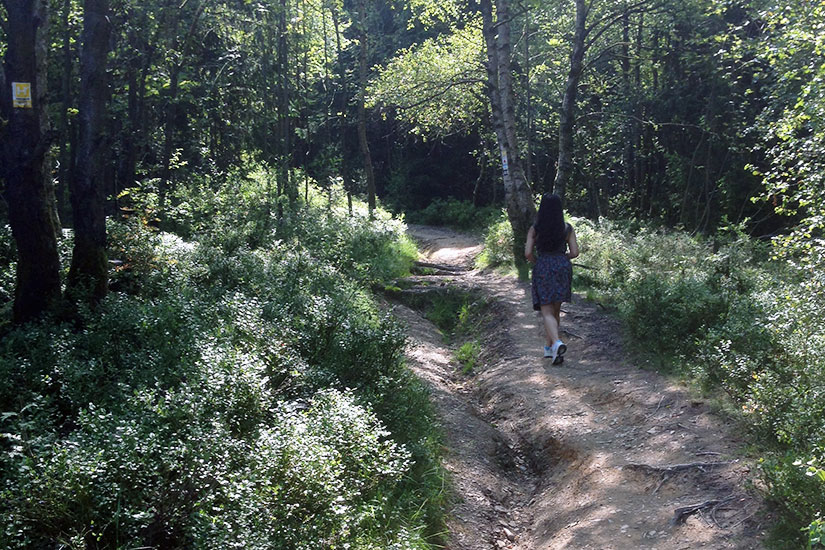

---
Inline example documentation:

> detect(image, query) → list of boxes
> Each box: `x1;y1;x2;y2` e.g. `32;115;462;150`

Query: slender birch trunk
481;0;536;278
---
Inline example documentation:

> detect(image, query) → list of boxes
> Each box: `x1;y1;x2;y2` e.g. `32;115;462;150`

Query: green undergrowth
399;288;488;340
391;286;489;375
474;213;514;272
0;170;445;549
571;217;824;549
405;198;501;232
455;341;481;374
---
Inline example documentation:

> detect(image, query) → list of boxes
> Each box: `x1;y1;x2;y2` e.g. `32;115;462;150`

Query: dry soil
391;224;768;550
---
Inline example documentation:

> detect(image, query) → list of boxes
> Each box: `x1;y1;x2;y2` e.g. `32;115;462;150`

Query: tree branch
0;65;6;120
491;4;529;31
579;111;719;137
385;78;486;111
584;1;665;49
581;40;630;72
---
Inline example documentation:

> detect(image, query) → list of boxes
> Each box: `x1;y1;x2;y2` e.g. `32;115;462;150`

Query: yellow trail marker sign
12;82;33;109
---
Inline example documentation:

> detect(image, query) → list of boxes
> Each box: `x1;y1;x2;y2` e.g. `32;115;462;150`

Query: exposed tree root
624;461;734;475
413;260;470;273
671;496;736;526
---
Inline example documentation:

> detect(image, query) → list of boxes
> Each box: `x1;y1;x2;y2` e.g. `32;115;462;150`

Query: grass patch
456;340;481;374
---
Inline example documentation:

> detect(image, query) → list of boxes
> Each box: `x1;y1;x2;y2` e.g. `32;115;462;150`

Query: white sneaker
553;340;567;357
544;346;553;359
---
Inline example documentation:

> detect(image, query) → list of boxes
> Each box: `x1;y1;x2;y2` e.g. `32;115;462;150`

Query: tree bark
57;0;74;223
621;7;635;192
66;0;111;305
159;2;204;204
0;0;62;323
523;15;533;189
481;0;536;279
277;0;294;211
330;3;354;216
356;0;376;218
554;0;587;203
633;11;644;206
117;18;150;198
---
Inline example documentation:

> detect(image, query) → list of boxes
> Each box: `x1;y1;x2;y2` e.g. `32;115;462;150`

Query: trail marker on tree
12;82;32;108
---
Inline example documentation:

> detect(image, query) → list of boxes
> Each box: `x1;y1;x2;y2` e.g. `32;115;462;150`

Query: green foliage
369;20;485;137
748;1;825;263
761;452;825;549
0;224;16;307
0;175;443;549
406;199;500;231
808;514;825;550
575;216;825;545
475;214;513;269
455;340;480;374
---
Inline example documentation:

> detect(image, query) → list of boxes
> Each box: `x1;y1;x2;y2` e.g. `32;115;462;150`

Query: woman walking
525;194;579;363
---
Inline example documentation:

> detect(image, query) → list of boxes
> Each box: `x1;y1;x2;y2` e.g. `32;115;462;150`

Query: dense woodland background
1;0;824;548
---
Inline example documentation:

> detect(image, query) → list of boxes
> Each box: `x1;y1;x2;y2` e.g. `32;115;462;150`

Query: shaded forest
2;0;822;306
1;0;824;548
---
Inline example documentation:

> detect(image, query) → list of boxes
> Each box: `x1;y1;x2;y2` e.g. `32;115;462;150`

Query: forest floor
390;224;770;550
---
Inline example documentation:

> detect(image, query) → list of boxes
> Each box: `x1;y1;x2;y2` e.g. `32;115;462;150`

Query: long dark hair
534;194;566;252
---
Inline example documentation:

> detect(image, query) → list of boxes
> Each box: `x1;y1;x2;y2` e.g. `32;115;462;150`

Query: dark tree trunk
277;0;294;211
117;25;144;198
159;3;203;204
554;0;587;203
621;8;636;192
159;62;181;204
57;0;74;223
0;0;62;323
481;0;536;279
331;3;354;216
356;0;376;218
523;15;533;189
633;12;644;204
132;23;161;190
67;0;112;304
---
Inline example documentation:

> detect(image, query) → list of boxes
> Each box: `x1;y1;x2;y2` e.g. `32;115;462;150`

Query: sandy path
394;225;768;550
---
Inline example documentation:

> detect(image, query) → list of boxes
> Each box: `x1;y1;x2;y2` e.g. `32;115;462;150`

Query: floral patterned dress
531;223;573;310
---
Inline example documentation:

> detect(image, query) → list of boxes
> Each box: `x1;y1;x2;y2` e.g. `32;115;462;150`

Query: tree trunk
481;0;536;279
57;0;74;223
159;63;181;206
554;0;587;203
472;139;487;207
633;12;644;206
159;2;204;205
66;0;111;305
117;22;147;199
277;0;294;212
621;7;635;193
330;3;353;216
523;15;533;189
356;0;376;218
0;0;62;323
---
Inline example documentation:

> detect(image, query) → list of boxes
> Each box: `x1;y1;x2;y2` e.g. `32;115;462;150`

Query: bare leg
539;303;560;347
551;302;562;337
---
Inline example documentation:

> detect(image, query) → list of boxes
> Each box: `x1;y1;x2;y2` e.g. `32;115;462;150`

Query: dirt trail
393;224;768;550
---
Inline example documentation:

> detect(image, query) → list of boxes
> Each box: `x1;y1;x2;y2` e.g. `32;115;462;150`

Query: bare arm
525;225;537;263
566;227;579;260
